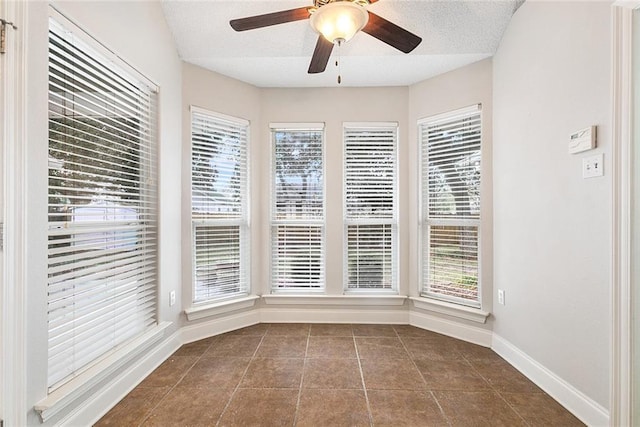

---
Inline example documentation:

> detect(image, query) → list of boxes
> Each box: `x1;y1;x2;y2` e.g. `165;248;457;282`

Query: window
191;108;249;303
47;18;158;390
420;105;482;308
343;123;398;291
270;124;325;292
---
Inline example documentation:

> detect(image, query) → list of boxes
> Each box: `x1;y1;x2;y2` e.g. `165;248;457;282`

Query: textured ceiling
161;0;524;88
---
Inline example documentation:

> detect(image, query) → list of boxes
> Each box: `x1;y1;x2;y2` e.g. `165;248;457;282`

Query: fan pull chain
336;39;342;84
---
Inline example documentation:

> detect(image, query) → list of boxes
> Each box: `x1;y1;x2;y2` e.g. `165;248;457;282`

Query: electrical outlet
583;153;604;178
169;290;176;307
498;289;505;305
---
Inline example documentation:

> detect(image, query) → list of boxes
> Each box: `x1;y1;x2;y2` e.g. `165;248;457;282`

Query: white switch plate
498;289;505;305
583;153;604;178
169;290;176;307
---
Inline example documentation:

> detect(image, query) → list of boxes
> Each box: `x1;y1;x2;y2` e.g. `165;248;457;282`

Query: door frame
0;0;27;425
611;2;638;426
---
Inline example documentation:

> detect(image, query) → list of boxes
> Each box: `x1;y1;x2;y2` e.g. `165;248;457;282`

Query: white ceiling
161;0;524;88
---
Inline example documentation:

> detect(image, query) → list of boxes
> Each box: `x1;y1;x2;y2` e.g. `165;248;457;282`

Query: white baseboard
409;309;492;346
61;329;182;427
491;334;609;427
259;307;409;324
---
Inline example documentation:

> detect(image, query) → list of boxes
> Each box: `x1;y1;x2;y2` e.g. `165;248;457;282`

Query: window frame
342;122;399;294
269;123;326;294
419;104;483;309
190;106;250;305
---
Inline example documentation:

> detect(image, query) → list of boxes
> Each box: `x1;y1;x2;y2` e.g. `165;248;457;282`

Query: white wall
492;0;611;410
24;1;182;424
408;58;494;329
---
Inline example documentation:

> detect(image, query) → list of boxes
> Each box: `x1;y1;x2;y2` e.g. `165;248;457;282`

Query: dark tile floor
96;323;584;426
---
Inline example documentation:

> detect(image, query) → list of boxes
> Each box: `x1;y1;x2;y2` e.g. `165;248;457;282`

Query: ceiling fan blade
362;11;422;53
308;36;334;74
230;7;311;32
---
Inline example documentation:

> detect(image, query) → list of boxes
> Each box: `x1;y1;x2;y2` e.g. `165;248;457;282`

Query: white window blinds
420;105;482;307
271;125;325;291
47;17;158;390
344;124;398;291
191;108;249;303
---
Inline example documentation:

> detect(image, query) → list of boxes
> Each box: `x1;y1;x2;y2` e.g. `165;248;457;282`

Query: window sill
34;321;172;423
263;294;407;306
410;297;490;324
185;295;260;321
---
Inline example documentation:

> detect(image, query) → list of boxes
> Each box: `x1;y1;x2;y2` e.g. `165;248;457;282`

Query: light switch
583;153;604;178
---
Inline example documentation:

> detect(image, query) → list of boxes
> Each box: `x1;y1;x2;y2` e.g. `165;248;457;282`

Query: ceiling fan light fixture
310;1;369;44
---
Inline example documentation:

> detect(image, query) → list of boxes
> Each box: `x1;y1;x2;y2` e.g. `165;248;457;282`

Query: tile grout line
429;390;453;427
353;332;374;427
460;349;532;426
394;330;430;387
137;337;219;427
493;387;532;426
214;327;270;427
291;325;311;427
496;395;532;427
393;329;456;426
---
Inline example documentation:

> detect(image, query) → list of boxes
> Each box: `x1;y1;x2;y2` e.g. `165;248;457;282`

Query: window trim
269;122;326;293
189;105;251;305
262;294;407;306
342;122;399;294
418;104;483;309
184;295;260;321
409;297;490;324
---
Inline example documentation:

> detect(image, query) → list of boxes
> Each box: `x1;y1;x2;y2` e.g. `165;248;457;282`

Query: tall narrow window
420;105;482;308
191;108;249;303
47;17;158;390
271;124;325;292
344;123;398;291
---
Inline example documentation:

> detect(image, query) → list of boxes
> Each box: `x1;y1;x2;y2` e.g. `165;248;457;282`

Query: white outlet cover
583;153;604;178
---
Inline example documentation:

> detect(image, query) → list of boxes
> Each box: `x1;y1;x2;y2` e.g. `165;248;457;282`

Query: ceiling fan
230;0;422;75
